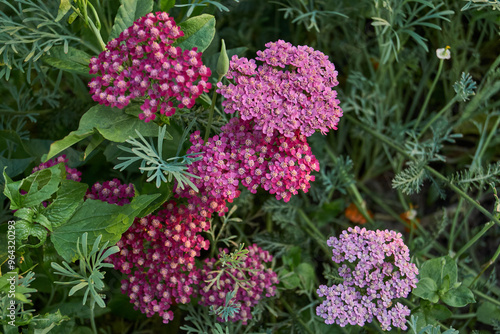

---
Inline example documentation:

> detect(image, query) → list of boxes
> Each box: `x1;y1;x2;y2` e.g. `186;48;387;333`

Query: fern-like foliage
252;232;299;259
209;289;241;322
392;160;427;195
407;315;459;334
115;125;201;190
176;0;241;17
262;196;301;228
0;0;79;81
450;163;500;191
310;155;354;204
453;72;477;101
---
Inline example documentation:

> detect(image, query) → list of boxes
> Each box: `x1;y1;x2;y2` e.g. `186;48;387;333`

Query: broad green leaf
46;105;161;161
109;0;153;40
136;182;171;217
55;0;73;22
0;157;34;178
84;133;105;160
175;14;216;52
4;164;65;210
412;277;439;303
43;46;92;77
15;220;47;248
477;301;500;325
294;263;316;291
160;0;175;11
283;246;301;269
280;269;301;290
29;310;70;334
419;256;457;288
41;179;88;229
441;285;475;307
51;194;159;262
422;303;453;322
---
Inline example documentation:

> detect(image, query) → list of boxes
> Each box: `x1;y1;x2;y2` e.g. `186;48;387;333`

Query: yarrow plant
316;226;419;331
198;244;278;324
85;179;135;206
178;117;320;205
108;201;210;323
88;12;211;122
217;40;342;137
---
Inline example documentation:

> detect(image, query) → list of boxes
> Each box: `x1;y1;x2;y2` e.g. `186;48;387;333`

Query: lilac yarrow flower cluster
217;40;342;137
32;155;82;182
88;12;211;122
316;226;418;331
177;117;319;205
198;244;278;324
108;201;210;323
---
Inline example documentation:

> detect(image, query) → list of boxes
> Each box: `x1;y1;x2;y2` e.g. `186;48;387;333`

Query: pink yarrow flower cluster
85;178;135;206
177;117;319;206
108;201;210;323
217;40;342;137
32;155;81;182
88;12;211;122
198;244;278;324
316;226;418;331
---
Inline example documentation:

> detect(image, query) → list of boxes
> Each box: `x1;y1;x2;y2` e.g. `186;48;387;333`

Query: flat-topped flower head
107;201;210;324
217;40;342;137
89;12;211;122
317;226;418;331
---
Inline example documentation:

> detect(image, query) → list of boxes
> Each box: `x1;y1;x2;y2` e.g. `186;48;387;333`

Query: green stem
472;289;500;307
418;96;459;138
324;146;375;224
345;113;500;228
297;209;331;256
204;88;218;142
281;299;317;334
87;17;106;51
453;221;495;260
448;197;464;252
469;242;500;287
90;303;97;334
451;313;477;319
414;59;444;130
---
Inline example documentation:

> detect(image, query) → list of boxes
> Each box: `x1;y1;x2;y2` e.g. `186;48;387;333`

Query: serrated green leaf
41;179;88;229
30;309;70;334
412;277;439;303
174;14;216;52
441;285;475;307
47;105;161;161
109;0;153;40
42;46;92;77
51;194;159;262
15;220;48;248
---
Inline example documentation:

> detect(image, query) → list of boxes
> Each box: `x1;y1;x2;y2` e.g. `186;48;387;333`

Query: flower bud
216;39;229;80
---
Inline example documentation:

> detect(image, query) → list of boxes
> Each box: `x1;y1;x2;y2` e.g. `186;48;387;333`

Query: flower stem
414;59;444;130
472;289;500;307
90;303;97;334
297;209;331;256
418;96;459;139
281;299;317;334
469;241;500;287
204;88;218;142
344;113;500;228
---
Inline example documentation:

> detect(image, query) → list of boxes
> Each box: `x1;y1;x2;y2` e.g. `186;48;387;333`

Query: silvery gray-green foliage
115;125;201;190
453;72;478;102
50;233;119;310
176;0;241;17
462;0;500;11
273;0;348;32
209;289;241;322
371;0;454;63
450;163;500;191
0;0;80;81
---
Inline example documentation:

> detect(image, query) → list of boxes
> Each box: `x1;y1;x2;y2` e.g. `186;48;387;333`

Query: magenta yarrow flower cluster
217;40;342;138
198;244;278;324
85;179;135;206
316;226;418;331
32;155;81;182
177;117;319;204
88;12;211;122
108;201;210;323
